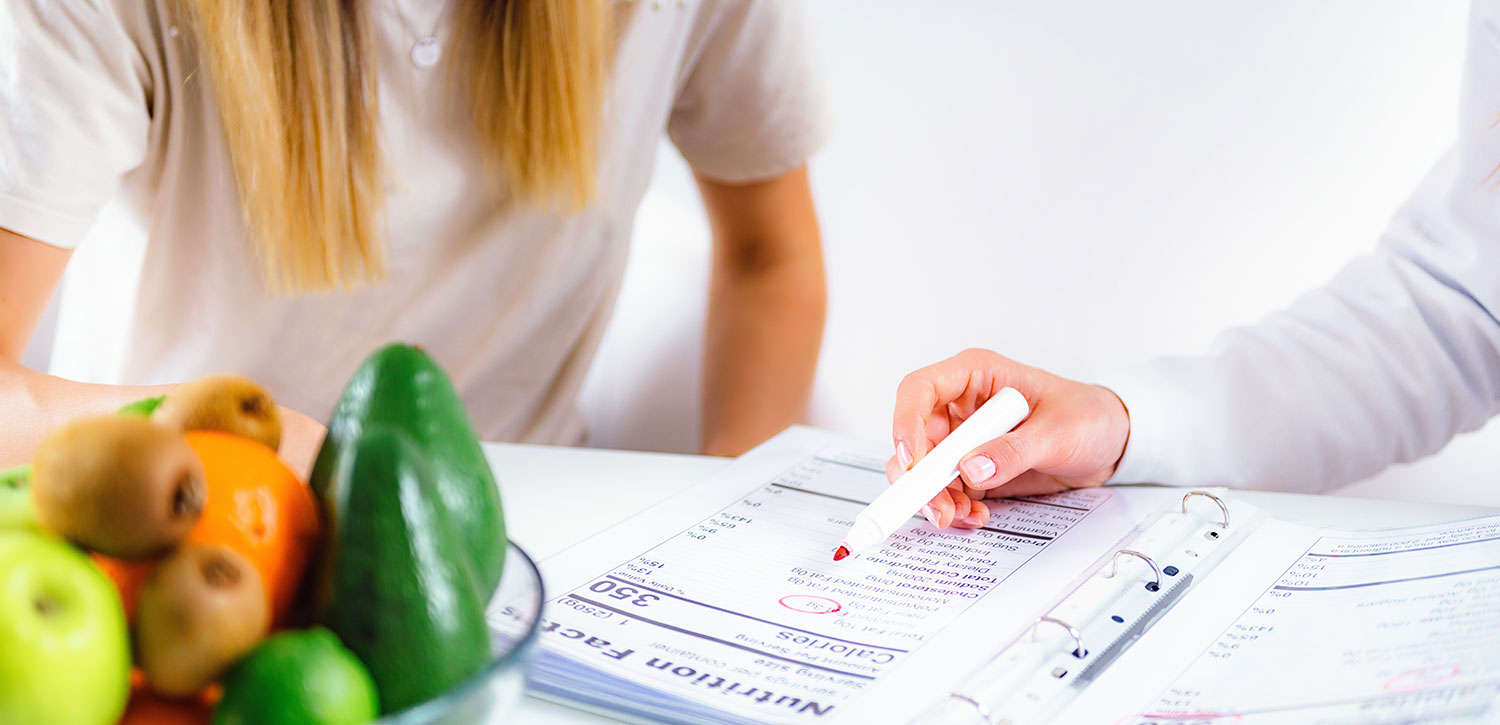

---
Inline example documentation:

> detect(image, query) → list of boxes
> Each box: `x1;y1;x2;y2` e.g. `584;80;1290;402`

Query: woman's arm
0;227;172;464
0;227;69;363
894;3;1500;501
695;165;826;456
890;162;1500;504
1096;4;1500;493
0;228;325;472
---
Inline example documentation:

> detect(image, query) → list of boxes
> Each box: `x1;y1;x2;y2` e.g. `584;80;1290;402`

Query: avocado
316;427;490;715
309;344;506;598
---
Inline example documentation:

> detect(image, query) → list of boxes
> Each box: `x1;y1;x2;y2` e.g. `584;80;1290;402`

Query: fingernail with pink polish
920;505;938;526
897;440;914;470
960;455;997;484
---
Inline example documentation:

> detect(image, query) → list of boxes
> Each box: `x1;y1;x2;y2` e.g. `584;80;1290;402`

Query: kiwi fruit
31;416;207;558
137;544;269;696
153;375;282;451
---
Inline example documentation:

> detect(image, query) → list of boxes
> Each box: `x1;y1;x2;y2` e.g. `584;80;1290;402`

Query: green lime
116;394;166;418
213;627;379;725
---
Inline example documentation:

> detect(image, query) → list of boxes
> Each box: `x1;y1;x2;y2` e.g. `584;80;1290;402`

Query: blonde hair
180;0;610;294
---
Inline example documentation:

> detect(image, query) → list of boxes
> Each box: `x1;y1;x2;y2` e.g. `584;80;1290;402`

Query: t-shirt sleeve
0;1;151;248
667;0;833;183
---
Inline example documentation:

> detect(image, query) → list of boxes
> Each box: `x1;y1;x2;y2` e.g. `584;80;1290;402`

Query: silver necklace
389;0;449;70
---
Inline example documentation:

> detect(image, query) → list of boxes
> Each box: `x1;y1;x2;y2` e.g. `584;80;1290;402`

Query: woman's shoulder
4;0;168;51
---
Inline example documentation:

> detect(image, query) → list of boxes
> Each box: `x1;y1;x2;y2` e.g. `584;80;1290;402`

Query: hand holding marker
833;388;1031;561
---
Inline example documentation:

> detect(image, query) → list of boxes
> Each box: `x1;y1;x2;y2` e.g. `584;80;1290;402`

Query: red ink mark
1116;712;1242;725
833;545;850;562
1383;664;1460;693
779;595;843;614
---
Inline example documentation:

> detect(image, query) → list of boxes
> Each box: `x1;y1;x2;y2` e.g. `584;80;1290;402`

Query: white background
576;0;1499;507
25;1;1497;506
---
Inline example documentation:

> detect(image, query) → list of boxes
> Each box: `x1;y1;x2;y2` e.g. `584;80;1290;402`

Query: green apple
0;531;130;724
0;465;39;531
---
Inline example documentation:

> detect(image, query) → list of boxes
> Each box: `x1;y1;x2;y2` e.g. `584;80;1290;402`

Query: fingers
970;470;1074;499
277;406;326;480
894;458;980;530
947;485;970;528
957;425;1043;492
985;473;1075;498
928;483;990;529
892;349;1018;463
900;472;997;529
924;488;956;528
953;496;990;529
884;454;904;485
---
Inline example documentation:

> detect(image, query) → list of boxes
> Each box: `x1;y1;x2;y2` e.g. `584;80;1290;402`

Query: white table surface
483;442;1500;724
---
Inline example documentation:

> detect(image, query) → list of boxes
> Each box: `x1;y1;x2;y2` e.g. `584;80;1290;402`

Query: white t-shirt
0;0;830;445
1099;0;1500;493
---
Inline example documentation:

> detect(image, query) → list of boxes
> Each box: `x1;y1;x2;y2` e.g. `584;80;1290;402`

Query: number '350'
589;580;661;607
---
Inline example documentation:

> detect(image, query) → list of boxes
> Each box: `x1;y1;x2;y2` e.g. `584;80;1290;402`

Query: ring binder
1032;616;1086;658
1107;549;1161;591
920;490;1257;725
1181;490;1230;528
945;694;993;723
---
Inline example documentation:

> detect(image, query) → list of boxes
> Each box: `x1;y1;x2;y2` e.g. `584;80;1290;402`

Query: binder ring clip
1182;490;1230;529
945;694;994;724
1107;549;1162;591
1032;616;1086;658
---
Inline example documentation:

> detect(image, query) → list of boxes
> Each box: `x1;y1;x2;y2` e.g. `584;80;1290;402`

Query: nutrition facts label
1137;517;1500;724
535;441;1111;723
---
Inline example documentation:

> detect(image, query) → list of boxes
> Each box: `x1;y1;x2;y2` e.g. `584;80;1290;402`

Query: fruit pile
0;344;508;724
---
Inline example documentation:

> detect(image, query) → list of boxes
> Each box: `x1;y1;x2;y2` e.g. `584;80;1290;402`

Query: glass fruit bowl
376;543;545;724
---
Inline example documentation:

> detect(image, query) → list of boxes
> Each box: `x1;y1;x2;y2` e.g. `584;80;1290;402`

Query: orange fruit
118;669;218;725
93;555;156;622
181;431;320;625
97;431;320;627
118;692;211;725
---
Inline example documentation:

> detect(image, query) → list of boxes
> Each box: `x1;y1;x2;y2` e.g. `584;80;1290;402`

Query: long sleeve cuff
1095;364;1175;486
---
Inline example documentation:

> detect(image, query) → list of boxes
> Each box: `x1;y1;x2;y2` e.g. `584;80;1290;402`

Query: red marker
831;388;1030;563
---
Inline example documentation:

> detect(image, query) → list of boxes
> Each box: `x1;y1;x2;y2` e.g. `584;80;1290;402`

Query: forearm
1103;242;1500;493
1105;5;1500;492
1109;10;1500;492
0;359;172;465
692;164;825;456
701;253;826;456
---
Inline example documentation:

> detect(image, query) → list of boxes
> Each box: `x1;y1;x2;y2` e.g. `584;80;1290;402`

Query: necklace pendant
411;36;441;69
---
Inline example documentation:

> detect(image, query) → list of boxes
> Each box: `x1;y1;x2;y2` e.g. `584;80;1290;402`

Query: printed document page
1063;515;1500;724
524;427;1176;724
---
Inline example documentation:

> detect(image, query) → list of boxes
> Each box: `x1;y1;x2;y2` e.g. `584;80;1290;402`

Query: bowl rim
376;542;546;723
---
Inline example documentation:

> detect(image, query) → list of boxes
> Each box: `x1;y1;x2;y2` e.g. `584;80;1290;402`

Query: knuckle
990;434;1029;470
957;347;995;365
897;367;940;397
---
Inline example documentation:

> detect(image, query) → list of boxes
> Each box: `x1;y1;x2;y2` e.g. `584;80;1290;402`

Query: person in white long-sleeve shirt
888;0;1500;530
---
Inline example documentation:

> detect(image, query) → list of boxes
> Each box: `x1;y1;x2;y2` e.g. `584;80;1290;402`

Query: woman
890;0;1500;527
0;0;829;470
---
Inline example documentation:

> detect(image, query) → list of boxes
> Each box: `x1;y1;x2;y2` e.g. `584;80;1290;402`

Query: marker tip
833;545;851;562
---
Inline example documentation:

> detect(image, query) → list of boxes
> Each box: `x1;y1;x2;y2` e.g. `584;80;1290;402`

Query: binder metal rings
1032;616;1086;658
945;693;994;724
1107;549;1162;591
1181;490;1230;529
